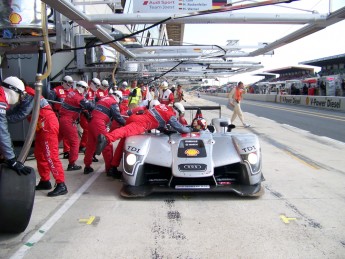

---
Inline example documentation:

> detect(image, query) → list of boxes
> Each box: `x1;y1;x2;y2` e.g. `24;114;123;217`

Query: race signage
133;0;229;13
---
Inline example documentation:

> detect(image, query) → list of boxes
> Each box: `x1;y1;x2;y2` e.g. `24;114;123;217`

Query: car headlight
241;152;261;175
123;151;145;176
126;153;137;166
247;152;258;165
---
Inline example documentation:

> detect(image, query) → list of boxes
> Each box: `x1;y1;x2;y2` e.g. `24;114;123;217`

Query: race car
119;106;264;198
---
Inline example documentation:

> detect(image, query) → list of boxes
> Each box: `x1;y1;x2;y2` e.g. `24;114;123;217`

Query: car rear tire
0;164;36;233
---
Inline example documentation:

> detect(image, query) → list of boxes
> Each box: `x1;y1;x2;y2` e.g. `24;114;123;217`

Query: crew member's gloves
6;158;32;176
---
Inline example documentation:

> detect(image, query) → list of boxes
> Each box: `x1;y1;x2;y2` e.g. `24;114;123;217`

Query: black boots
36;180;52;190
92;154;99;162
106;167;122;179
84;166;94;174
96;134;108;155
47;182;68;197
63;152;69;159
79;146;86;153
67;164;82;171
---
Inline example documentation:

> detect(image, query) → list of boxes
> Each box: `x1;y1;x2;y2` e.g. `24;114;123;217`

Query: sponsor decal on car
178;163;207;171
185;149;199;156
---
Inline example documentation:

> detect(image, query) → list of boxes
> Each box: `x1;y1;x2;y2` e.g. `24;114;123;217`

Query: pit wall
214;93;345;112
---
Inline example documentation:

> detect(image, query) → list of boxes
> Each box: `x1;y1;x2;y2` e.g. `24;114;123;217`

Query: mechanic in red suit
79;78;100;153
59;81;94;171
7;83;68;196
107;99;150;178
83;90;126;174
158;81;174;106
108;101;187;179
48;75;73;159
96;100;193;155
0;77;32;176
95;80;110;102
119;81;130;108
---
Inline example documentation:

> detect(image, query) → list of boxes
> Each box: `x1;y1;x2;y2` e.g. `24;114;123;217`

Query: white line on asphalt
10;169;103;259
282;124;310;134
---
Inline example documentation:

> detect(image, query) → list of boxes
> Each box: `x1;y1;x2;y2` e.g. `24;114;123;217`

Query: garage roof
264;66;314;75
299;53;345;67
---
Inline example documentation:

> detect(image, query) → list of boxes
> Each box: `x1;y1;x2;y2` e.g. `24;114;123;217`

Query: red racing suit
79;88;96;148
49;85;72;153
84;96;125;171
28;87;65;182
159;88;174;106
59;90;94;165
141;85;149;100
95;88;108;102
120;88;131;107
105;103;191;143
109;105;147;168
0;87;17;160
6;86;66;183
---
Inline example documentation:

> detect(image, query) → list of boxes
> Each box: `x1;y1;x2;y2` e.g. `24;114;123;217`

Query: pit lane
1;93;345;259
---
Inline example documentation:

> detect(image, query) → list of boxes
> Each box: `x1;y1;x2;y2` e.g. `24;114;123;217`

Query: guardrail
211;93;345;112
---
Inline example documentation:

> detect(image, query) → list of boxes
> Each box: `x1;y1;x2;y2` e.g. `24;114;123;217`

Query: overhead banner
134;0;229;13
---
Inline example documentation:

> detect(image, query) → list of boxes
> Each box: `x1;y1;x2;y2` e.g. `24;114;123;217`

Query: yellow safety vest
128;87;142;105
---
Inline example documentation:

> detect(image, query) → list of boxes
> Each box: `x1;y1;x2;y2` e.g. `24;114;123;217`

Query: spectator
302;84;308;95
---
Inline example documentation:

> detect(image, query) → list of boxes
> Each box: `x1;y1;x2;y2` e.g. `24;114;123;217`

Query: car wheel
0;164;36;233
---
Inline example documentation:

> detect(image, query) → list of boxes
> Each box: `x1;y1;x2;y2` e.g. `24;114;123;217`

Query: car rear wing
184;105;222;118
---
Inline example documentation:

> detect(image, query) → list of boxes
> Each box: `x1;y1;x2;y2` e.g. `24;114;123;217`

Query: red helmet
192;117;207;131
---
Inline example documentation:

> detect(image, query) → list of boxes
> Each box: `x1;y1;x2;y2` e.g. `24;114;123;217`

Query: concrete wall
214;93;345;112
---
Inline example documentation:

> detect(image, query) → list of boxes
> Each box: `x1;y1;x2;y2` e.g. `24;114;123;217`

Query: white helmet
149;99;160;109
160;81;168;89
76;80;88;94
3;76;25;93
173;102;185;115
62;75;73;89
2;76;25;105
139;99;149;108
90;78;101;91
121;81;128;88
101;80;109;90
112;90;123;103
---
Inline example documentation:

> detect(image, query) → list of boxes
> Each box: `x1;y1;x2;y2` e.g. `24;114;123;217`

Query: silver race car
119;106;264;198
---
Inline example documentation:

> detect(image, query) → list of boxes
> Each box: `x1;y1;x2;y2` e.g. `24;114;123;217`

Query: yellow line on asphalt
284;150;320;170
79;216;95;225
280;215;297;224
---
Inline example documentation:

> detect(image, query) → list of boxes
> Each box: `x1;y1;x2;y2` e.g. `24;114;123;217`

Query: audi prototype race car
119;106;264;198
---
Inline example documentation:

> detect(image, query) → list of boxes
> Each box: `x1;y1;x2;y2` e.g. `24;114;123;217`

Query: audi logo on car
178;163;207;171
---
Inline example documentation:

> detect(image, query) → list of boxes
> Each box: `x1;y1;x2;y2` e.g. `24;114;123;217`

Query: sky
182;0;345;85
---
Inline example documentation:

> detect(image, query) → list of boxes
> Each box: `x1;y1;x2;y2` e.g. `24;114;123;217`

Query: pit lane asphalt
1;93;345;259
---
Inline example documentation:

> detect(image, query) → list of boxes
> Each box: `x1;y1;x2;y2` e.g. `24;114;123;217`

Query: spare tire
0;164;36;233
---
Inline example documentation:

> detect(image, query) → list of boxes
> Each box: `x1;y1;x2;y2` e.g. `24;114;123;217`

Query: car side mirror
227;124;236;132
220;121;229;127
